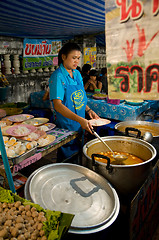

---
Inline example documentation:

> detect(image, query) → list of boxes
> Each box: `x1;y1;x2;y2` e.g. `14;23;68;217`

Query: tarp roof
0;0;106;40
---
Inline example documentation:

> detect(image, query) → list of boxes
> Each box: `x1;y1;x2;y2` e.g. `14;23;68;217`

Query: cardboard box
12;173;27;190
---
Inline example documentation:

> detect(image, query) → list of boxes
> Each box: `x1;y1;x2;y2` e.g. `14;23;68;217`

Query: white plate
89;118;111;126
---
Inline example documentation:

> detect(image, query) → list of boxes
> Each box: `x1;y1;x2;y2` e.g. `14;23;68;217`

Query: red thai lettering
42;41;46;55
145;64;159;92
37;44;42;55
114;64;159;93
31;44;36;55
152;0;159;15
115;66;130;92
46;44;52;54
25;44;32;55
116;0;143;22
25;41;52;56
130;65;144;92
122;39;135;62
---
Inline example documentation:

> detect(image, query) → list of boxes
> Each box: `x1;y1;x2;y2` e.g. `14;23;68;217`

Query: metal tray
0;140;37;165
26;163;120;234
12;145;37;164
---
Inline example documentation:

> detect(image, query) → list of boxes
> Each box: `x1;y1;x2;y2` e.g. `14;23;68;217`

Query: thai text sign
84;47;96;68
106;0;159;100
23;39;62;70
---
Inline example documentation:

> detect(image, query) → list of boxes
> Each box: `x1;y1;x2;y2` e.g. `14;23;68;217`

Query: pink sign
13;152;42;173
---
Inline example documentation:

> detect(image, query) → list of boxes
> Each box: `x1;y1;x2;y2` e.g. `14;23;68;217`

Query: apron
56;69;87;159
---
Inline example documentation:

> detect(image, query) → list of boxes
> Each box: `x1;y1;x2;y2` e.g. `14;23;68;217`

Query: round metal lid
25;163;120;234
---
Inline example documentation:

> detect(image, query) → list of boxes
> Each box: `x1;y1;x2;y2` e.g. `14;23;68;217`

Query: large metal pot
83;136;157;196
115;120;159;159
115;121;159;138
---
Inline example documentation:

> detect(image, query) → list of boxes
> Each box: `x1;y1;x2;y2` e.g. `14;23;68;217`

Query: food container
115;120;159;158
0;139;37;164
83;136;157;196
24;163;120;234
115;121;159;138
11;144;37;164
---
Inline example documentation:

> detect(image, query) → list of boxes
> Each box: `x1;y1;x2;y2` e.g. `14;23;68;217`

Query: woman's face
90;75;96;82
62;50;81;70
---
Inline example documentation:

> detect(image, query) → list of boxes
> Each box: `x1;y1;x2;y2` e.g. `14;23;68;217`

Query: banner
84;47;96;68
23;39;62;71
106;0;159;100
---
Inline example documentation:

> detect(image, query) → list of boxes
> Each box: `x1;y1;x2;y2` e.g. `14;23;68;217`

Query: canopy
0;0;106;41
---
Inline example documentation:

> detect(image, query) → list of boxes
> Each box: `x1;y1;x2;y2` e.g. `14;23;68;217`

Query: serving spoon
92;129;128;161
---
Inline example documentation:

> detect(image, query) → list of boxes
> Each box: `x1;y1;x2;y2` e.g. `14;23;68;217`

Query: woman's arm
84;79;98;91
98;81;102;91
84;80;91;90
53;99;93;133
43;90;50;101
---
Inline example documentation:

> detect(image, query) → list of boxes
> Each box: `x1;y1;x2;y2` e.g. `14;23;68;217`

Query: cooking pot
115;121;159;138
115;120;159;160
83;136;156;196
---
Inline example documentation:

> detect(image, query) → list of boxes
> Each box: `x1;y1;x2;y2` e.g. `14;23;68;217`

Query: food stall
0;114;80;178
0;112;121;240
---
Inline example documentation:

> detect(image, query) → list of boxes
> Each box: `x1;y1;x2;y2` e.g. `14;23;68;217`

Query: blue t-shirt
49;64;83;101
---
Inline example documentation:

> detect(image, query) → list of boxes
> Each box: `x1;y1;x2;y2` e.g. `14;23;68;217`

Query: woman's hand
79;118;93;134
84;79;98;91
88;79;98;89
85;106;100;120
88;110;99;119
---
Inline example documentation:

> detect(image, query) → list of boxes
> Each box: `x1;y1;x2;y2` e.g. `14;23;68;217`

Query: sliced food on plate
38;123;56;132
37;134;56;147
23;117;49;126
1;136;38;158
0;120;12;128
7;114;34;122
21;129;46;141
5;124;36;137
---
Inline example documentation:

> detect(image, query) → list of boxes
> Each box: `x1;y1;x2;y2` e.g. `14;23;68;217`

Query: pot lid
25;163;120;234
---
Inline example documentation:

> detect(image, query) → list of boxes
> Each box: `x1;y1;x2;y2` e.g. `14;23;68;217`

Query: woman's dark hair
58;42;81;66
81;64;91;74
89;69;97;77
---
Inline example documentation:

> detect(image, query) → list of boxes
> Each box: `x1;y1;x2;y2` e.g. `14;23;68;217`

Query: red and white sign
105;0;159;100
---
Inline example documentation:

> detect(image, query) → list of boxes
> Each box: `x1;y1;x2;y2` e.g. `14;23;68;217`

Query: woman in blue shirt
49;42;99;160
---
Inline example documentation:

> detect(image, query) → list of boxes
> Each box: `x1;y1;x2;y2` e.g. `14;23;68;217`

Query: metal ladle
142;131;153;143
92;129;128;161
